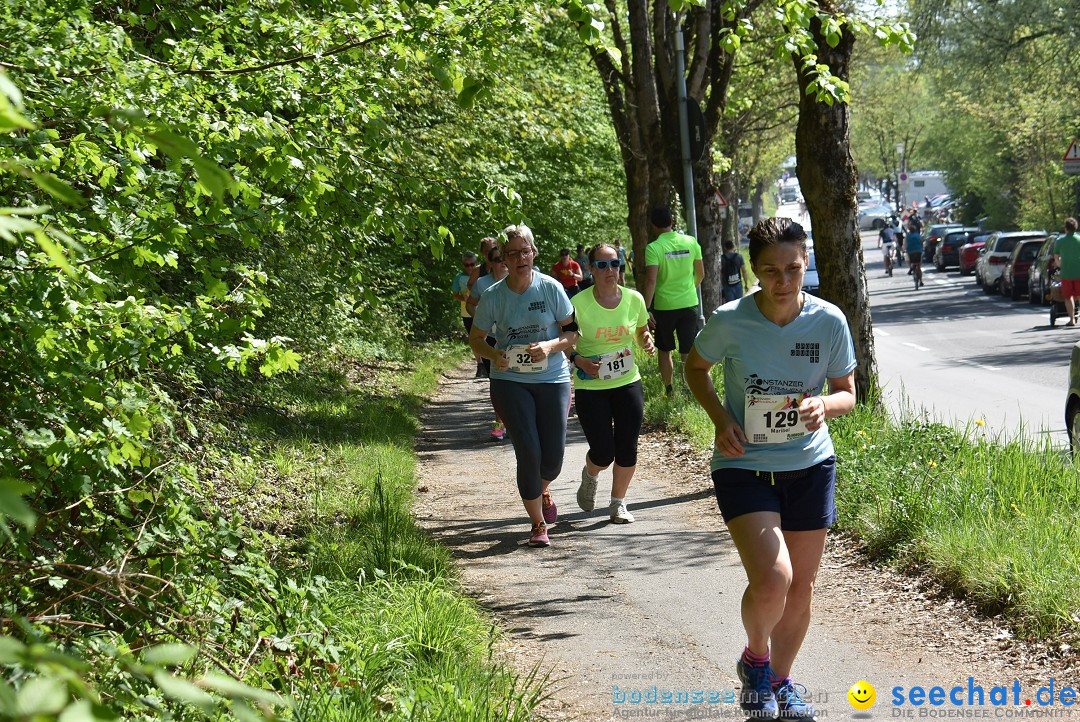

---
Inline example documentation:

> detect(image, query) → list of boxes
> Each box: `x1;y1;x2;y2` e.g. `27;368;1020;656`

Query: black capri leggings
574;380;645;468
490;379;571;500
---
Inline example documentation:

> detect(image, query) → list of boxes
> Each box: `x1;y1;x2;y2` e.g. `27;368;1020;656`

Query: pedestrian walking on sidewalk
684;217;857;721
470;225;579;548
1054;217;1080;327
567;243;654;524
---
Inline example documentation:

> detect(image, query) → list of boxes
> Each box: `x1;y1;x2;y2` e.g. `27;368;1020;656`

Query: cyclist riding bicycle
878;224;896;276
905;215;924;289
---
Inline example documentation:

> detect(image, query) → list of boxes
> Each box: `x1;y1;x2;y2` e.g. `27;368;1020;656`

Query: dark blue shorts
711;456;836;531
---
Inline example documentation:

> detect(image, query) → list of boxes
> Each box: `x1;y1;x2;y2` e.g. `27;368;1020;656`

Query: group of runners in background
452;210;858;722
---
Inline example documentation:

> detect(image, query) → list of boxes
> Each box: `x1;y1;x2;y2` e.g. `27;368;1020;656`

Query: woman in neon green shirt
568;243;655;523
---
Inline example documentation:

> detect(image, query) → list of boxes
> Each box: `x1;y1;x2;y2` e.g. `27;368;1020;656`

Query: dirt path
414;364;1077;721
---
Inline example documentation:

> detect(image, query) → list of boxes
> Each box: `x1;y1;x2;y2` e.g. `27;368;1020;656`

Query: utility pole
675;18;704;322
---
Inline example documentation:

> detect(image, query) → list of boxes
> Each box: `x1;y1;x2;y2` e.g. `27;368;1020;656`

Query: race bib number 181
505;345;548;373
597;347;634;381
744;393;810;444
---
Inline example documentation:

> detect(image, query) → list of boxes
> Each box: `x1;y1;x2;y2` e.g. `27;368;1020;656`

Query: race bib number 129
744;393;810;444
505;345;548;373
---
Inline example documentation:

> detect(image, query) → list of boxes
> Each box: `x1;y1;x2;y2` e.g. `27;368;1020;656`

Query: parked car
1000;238;1047;300
858;190;883;206
858;203;893;230
976;231;1049;293
1066;341;1080;451
960;232;996;276
921;223;963;264
779;184;800;203
1027;234;1059;305
933;227;980;271
802;246;819;296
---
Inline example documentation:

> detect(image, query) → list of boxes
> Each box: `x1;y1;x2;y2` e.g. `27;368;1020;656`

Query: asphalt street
779;200;1074;446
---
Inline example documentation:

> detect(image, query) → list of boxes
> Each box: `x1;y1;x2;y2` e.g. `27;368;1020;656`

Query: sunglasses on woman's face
592;259;623;270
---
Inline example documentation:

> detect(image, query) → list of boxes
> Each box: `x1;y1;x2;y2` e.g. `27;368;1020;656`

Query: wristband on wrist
569;351;580;365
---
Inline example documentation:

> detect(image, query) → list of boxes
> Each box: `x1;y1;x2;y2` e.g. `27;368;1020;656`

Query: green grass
638;351;1080;640
215;341;547;720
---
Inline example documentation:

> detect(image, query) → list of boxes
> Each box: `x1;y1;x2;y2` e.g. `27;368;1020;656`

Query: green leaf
29;172;86;206
58;699;119;722
154;670;216;713
34;230;77;277
192;156;232;201
145;128;200;159
15;677;67;716
143;643;198;668
0;478;36;530
199;673;287;707
458;83;484;109
0;636;27;664
0;214;42;242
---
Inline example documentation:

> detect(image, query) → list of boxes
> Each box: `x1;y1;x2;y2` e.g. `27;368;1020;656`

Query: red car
959;240;987;275
1001;238;1048;300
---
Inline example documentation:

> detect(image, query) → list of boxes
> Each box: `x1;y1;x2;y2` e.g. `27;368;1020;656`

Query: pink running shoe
529;522;550;547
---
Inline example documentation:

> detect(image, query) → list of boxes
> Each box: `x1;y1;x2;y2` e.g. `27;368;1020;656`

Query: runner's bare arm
527;316;579;362
685;346;746;457
798;372;856;432
643;265;659;310
635;324;655;355
469;324;508;371
694;259;705;287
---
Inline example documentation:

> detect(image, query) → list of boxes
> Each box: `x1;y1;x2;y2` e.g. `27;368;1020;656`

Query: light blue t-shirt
693;292;856;472
473;272;574;384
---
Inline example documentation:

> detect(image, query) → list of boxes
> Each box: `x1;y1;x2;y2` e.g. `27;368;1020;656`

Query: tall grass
231;341;547;719
636;346;1080;640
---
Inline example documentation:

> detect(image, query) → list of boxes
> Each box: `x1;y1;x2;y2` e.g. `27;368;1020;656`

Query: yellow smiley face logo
848;680;876;710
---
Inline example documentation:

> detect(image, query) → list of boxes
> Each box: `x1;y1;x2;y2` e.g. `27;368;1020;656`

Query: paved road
859;229;1075;446
775;200;1073;445
414;367;1062;721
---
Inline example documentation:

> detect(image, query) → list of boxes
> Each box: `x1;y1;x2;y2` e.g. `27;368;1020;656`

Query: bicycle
883;245;894;277
912;259;923;289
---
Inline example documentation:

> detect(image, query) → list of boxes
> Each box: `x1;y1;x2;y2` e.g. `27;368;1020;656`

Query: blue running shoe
736;659;778;719
775;678;817;721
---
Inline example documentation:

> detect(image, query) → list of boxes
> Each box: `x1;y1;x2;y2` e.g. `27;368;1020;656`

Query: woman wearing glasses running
470;225;579;548
567;243;655;524
685;218;856;722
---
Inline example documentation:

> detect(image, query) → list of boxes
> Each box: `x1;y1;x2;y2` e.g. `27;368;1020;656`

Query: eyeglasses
592;259;623;270
505;248;535;259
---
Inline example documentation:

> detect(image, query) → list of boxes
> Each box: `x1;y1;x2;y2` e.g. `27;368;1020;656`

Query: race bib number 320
505;345;548;373
744;393;810;444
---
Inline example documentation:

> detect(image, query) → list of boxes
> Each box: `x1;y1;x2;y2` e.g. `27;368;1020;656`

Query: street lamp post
895;142;905;211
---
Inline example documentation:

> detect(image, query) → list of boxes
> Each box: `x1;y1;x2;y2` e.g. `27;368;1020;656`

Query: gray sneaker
609;500;635;524
577;466;598;512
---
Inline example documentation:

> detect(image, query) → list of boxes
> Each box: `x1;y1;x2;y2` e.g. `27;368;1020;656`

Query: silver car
858;203;893;231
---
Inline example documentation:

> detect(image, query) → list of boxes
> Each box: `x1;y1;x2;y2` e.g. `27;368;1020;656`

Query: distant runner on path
468;247;510;441
453;251;484;377
567;243;653;524
684;218;856;721
470;225;579;548
642;206;704;396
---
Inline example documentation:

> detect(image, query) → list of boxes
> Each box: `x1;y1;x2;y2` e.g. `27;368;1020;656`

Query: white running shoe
609;500;635;524
577;466;598;512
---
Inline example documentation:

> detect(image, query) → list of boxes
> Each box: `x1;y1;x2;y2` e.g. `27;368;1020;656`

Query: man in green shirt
1055;217;1080;327
642;206;705;395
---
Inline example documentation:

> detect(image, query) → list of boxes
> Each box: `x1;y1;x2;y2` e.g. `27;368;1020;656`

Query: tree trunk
793;13;878;400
